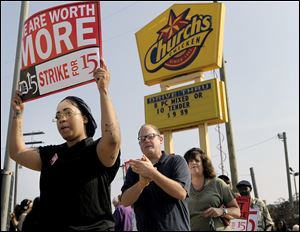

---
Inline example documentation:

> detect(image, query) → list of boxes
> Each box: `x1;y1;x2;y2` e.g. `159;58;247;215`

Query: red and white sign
231;196;251;231
19;1;102;102
247;209;259;231
231;219;248;231
236;196;251;219
231;196;259;231
232;209;259;231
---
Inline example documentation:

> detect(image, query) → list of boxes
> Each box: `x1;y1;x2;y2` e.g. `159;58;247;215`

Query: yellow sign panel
144;79;227;131
136;3;225;86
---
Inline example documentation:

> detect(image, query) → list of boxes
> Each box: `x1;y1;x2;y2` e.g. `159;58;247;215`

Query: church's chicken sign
136;3;225;86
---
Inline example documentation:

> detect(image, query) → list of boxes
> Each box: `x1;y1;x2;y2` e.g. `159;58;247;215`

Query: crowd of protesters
9;124;299;231
8;57;297;231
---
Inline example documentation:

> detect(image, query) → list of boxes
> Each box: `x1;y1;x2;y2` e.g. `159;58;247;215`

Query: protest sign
247;209;259;231
231;196;251;231
236;196;251;219
19;1;102;101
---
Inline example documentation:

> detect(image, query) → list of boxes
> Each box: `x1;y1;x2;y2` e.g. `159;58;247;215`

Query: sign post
136;3;226;157
1;2;29;231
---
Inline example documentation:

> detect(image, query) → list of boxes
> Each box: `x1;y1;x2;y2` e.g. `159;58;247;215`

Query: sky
1;1;299;209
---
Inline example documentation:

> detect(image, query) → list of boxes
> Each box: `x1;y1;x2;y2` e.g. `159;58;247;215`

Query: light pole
1;2;29;231
13;132;44;208
277;132;293;207
289;167;299;202
13;164;21;208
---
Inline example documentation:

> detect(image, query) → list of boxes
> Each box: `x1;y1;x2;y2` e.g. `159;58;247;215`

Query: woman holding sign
9;58;121;231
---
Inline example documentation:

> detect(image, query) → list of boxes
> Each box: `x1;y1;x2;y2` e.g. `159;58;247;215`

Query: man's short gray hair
138;124;161;137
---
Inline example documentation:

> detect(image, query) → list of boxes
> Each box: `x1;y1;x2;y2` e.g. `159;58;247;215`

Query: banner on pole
19;1;102;102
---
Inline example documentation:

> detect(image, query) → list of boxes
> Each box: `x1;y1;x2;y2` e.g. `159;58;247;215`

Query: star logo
157;9;190;42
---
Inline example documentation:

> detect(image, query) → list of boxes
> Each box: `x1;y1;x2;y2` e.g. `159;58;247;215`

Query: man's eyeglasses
138;133;160;143
52;109;82;122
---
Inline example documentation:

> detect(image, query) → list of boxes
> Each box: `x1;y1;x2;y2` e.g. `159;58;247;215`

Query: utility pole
289;167;299;203
219;58;239;190
13;164;19;208
212;1;239;190
277;132;293;207
1;2;29;231
250;167;259;198
13;132;44;208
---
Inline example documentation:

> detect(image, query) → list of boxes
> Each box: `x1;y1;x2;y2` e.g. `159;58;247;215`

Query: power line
236;135;277;152
102;26;141;44
102;2;139;22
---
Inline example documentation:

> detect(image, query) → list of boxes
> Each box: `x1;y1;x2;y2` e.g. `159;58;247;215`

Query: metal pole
219;58;239;191
293;174;298;202
282;132;293;207
278;132;293;207
290;170;299;202
13;163;18;208
1;2;29;230
250;167;259;198
12;138;43;212
212;1;238;187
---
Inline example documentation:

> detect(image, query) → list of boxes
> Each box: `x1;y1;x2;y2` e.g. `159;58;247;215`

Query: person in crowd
184;147;240;231
112;195;134;231
292;224;299;231
9;58;121;230
10;204;21;231
10;199;32;231
121;124;191;231
236;180;274;231
218;174;240;198
218;175;231;186
22;197;41;231
273;218;290;231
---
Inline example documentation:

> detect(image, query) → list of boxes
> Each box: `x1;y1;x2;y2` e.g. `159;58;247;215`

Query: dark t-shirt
121;152;191;231
39;137;120;231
